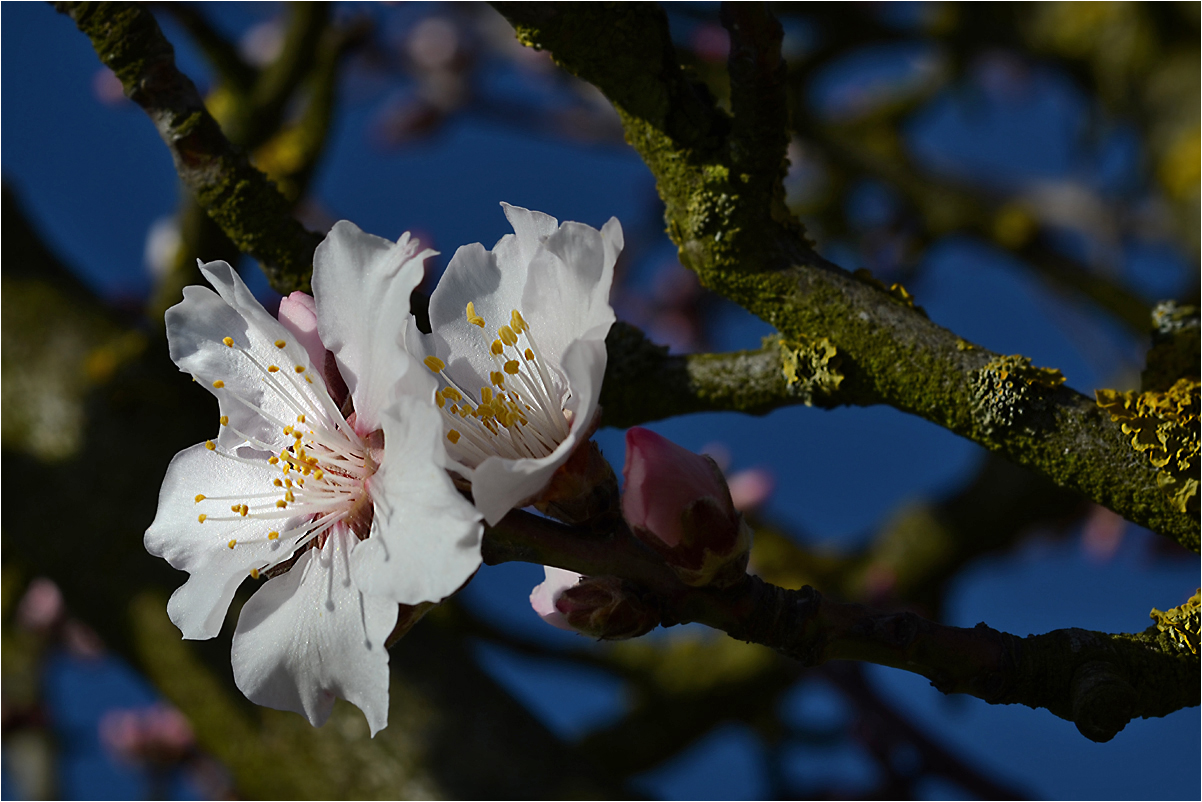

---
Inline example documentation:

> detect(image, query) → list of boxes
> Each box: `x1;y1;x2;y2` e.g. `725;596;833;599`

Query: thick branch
56;2;321;293
482;510;1200;743
492;2;1198;549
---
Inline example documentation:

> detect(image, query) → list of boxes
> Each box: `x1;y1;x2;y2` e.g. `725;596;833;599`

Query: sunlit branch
56;1;321;294
491;1;1198;549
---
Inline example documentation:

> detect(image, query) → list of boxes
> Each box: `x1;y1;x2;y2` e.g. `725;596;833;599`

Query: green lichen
777;334;843;406
1096;377;1200;514
970;355;1066;436
1149;589;1200;656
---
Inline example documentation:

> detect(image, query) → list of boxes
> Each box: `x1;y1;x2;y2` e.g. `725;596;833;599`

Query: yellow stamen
222;337;234;347
314;470;324;480
436;391;446;408
240;504;249;517
268;456;279;465
481;387;493;404
499;325;518;346
297;414;306;424
205;440;216;451
212;380;225;389
274;479;283;487
504;360;520;375
250;568;260;579
447;430;461;444
275;339;287;349
524;348;535;361
511;309;527;333
219;415;229;426
276;500;287;508
491;371;505;386
491;340;505;356
194;494;206;503
228;539;237;549
268;365;280;373
268;531;279;540
424;356;446;373
294;365;305;373
466;301;485;327
443;387;462;402
198;514;207;523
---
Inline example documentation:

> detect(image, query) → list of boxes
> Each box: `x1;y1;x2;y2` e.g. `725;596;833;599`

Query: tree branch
491;2;1198;549
56;1;321;293
482;510;1200;743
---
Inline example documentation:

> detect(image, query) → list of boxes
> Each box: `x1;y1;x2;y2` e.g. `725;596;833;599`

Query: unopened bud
556;575;660;640
622;427;751;588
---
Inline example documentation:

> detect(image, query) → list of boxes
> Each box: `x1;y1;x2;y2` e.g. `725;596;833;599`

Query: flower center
192;334;377;579
423;303;571;467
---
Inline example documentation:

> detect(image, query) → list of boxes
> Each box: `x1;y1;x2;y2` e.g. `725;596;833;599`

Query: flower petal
529;566;582;631
350;395;484;604
520;218;620;365
231;531;398;736
277;291;325;372
469;337;606;524
165;262;332;453
145;443;306;639
313;221;434;433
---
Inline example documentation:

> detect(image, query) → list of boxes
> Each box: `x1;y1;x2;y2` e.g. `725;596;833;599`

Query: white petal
520;220;619;365
468;338;606;525
530;566;582;631
313;221;433;432
145;443;306;639
350;396;483;604
231;531;398;736
166;262;333;452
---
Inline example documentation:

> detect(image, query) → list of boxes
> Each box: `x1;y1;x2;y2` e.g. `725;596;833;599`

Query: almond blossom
403;203;623;524
145;223;482;735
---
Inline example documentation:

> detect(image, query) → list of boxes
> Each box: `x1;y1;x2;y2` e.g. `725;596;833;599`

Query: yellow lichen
778;335;843;406
1096;378;1200;514
852;269;926;316
1150;589;1200;655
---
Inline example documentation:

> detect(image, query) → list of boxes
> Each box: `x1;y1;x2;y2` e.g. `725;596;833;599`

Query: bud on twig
530;568;660;639
622;427;752;587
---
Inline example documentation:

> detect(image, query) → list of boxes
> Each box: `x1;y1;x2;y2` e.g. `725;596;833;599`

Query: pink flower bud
530;567;584;631
621;427;751;587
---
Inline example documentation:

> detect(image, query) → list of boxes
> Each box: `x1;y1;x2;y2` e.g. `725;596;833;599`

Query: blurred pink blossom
16;578;64;633
100;704;195;767
726;467;775;513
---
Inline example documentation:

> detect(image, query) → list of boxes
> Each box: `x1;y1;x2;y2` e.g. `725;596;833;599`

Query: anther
194;494;206;503
524;348;535;361
198;514;207;523
205;440;216;451
222;337;234;347
491;340;505;356
219;415;229;426
268;531;280;540
481;387;493;404
297;414;306;424
314;470;324;480
228;539;237;549
274;479;283;487
504;360;520;374
268;456;279;465
447;430;461;444
466;301;486;327
240;504;249;517
276;500;288;508
275;339;287;349
499;325;518;346
424;356;446;373
268;365;280;373
294;365;305;373
491;371;505;386
250;568;260;580
213;380;225;388
511;310;527;333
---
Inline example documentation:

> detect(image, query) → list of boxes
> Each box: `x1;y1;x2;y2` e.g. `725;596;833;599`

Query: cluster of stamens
193;335;372;579
424;303;570;467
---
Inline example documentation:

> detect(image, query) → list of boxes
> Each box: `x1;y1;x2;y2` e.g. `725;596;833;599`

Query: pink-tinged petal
530;566;582;631
349;395;483;604
468;337;605;525
145;444;307;639
166;262;330;453
313;221;433;432
277;291;325;371
231;531;397;736
622;427;732;547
